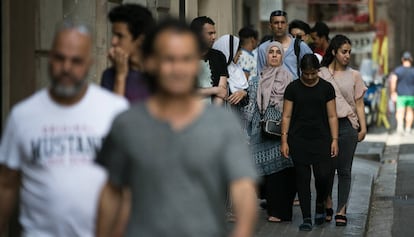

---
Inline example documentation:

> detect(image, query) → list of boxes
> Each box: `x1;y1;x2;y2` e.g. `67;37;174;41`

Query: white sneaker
397;126;405;135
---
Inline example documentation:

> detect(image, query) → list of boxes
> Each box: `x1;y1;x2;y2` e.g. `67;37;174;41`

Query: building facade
1;0;260;131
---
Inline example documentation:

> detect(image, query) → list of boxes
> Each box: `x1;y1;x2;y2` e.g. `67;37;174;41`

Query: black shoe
299;218;313;231
315;213;326;226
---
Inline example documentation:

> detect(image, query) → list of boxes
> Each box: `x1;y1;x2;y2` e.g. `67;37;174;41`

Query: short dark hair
311;21;330;40
108;4;155;40
238;27;258;40
300;54;321;71
190;16;215;36
238;27;258;46
289;20;311;35
269;10;288;22
142;18;202;59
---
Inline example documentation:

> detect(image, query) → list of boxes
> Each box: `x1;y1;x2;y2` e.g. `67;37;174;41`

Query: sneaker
397;124;404;135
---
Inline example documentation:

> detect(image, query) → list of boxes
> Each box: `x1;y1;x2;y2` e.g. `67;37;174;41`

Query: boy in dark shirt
101;4;155;103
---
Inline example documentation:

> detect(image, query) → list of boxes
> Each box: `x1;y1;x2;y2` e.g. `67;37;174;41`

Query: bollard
377;88;391;129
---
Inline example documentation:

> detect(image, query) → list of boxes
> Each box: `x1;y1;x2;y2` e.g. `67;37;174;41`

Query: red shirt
314;48;326;57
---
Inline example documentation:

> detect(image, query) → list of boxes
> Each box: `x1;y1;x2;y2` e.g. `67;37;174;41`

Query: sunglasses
270;10;287;17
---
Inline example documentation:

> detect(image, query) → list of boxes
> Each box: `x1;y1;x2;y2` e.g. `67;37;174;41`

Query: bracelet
332;138;338;140
281;132;288;136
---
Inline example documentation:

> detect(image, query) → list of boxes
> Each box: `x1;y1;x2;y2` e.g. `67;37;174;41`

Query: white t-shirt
0;84;128;237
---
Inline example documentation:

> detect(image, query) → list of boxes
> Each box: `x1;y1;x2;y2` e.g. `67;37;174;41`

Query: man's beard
50;72;88;98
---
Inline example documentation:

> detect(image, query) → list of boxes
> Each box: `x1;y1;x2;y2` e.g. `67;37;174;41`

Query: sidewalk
255;131;384;237
366;131;414;237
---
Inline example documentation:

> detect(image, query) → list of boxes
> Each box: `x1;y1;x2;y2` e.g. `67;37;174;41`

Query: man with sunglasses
289;20;312;46
257;10;312;79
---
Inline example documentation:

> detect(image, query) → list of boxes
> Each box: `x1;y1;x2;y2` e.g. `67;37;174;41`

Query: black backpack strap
294;38;301;78
227;35;234;65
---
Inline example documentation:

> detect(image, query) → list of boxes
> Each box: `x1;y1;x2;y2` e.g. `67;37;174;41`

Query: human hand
281;142;289;158
391;92;398;103
358;130;366;142
331;140;339;157
216;86;228;100
108;47;129;77
228;90;247;105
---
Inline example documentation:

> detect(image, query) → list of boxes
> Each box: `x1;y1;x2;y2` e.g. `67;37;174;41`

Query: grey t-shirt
97;103;257;237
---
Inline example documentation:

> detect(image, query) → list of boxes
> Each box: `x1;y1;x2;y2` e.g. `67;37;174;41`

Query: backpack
294;38;301;79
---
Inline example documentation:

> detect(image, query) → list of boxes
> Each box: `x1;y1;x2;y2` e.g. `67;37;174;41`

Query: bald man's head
49;21;93;99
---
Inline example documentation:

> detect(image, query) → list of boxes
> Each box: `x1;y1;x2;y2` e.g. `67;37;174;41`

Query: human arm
212;76;228;105
96;182;124;237
229;178;257;237
197;69;228;104
326;99;339;157
110;189;131;237
197;82;228;105
281;99;293;158
108;47;130;96
356;97;367;141
244;72;250;81
221;112;258;236
389;73;398;102
0;166;20;234
228;90;248;105
95;117;131;237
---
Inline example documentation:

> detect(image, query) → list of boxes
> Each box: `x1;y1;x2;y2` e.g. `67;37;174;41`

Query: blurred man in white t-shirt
0;20;128;237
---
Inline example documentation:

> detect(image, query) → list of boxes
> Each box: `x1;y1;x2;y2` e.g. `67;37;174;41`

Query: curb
349;158;379;237
365;133;400;237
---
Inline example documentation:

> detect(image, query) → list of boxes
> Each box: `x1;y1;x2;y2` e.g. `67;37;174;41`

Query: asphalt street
393;134;414;237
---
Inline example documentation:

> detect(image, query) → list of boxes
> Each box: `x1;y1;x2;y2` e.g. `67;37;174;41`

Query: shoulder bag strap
227;35;234;66
294;38;301;78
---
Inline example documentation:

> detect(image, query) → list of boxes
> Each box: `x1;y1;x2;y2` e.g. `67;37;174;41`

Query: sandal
325;208;334;222
335;215;348;226
299;218;313;231
315;213;326;226
267;216;282;223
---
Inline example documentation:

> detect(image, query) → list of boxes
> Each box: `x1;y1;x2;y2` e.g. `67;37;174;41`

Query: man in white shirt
0;20;128;237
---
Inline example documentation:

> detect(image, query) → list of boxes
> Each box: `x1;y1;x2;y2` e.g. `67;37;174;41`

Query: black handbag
260;102;282;138
262;118;282;138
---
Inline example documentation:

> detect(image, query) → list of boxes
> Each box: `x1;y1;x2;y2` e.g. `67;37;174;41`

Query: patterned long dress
243;76;294;176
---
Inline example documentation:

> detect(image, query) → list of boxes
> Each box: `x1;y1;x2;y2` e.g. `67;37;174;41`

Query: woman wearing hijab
245;41;295;222
213;35;249;113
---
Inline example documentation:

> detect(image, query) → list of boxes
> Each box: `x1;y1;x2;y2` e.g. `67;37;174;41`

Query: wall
2;0;37;125
1;0;262;127
198;0;234;36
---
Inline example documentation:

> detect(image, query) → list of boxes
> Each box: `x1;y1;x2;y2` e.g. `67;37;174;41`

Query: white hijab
213;34;249;93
